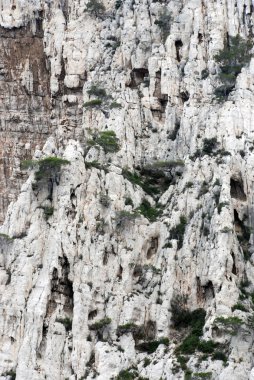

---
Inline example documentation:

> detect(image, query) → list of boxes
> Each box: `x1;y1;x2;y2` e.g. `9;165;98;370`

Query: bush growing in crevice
197;340;217;353
170;215;187;249
168;121;181;140
123;160;184;198
90;317;111;331
137;199;162;222
171;297;207;356
87;130;120;153
85;0;105;17
85;160;104;170
193;372;212;379
213;316;243;335
217;202;229;214
0;233;13;241
122;168;143;187
3;370;16;380
84;99;103;108
154;10;171;42
56;317;72;331
171;294;190;328
212;351;227;362
115;210;140;228
22;157;70;199
116;369;137;380
87;84;107;97
232;303;247;312
40;206;54;220
199;181;209;197
115;0;123;9
214;35;253;100
110;101;122;109
143;357;151;367
201;69;209;80
202;138;218;155
125;197;134;207
136;337;169;354
117;322;140;335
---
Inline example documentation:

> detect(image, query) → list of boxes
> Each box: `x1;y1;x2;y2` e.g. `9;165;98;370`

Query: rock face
1;0;254;379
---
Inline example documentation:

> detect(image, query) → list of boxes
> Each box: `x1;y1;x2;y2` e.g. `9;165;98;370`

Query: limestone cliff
1;0;254;379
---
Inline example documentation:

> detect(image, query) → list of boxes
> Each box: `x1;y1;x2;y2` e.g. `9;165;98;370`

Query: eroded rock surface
1;0;254;379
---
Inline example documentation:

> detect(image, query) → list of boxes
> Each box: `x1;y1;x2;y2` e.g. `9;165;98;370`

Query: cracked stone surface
1;0;254;379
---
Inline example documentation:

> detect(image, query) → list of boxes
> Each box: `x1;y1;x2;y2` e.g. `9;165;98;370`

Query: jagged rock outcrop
1;0;254;379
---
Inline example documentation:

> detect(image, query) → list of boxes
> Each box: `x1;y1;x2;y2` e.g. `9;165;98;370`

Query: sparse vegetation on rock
214;35;253;99
87;130;120;153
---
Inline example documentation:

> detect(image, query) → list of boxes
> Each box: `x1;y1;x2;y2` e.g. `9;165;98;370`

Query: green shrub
184;369;193;380
137;199;161;222
85;0;105;17
122;160;184;197
163;241;172;249
232;303;247;312
143;357;151;367
87;84;107;97
193;373;212;379
190;309;206;336
84;99;102;107
0;233;13;241
4;370;16;380
202;138;218;155
178;333;200;354
214;35;252;99
176;354;188;370
185;181;194;189
116;370;136;380
90;317;111;330
136;337;169;354
56;317;72;331
174;308;206;355
115;210;139;227
170;294;190;328
117;323;140;335
201;69;209;79
122;168;143;187
22;157;70;183
88;130;120;153
197;340;217;353
35;157;70;182
115;0;122;9
212;351;227;362
214;316;243;335
154;10;171;42
85;160;103;170
125;197;134;207
21;159;36;170
170;215;187;249
40;206;54;220
110;101;122;109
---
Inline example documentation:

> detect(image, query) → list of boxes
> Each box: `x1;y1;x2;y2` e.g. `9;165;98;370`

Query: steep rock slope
1;0;254;379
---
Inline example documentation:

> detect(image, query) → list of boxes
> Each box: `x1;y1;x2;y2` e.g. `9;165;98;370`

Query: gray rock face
1;0;254;379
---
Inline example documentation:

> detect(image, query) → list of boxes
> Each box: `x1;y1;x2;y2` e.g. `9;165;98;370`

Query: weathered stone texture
1;0;254;379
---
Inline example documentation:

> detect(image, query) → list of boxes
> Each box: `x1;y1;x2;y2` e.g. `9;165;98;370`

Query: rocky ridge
1;0;254;379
